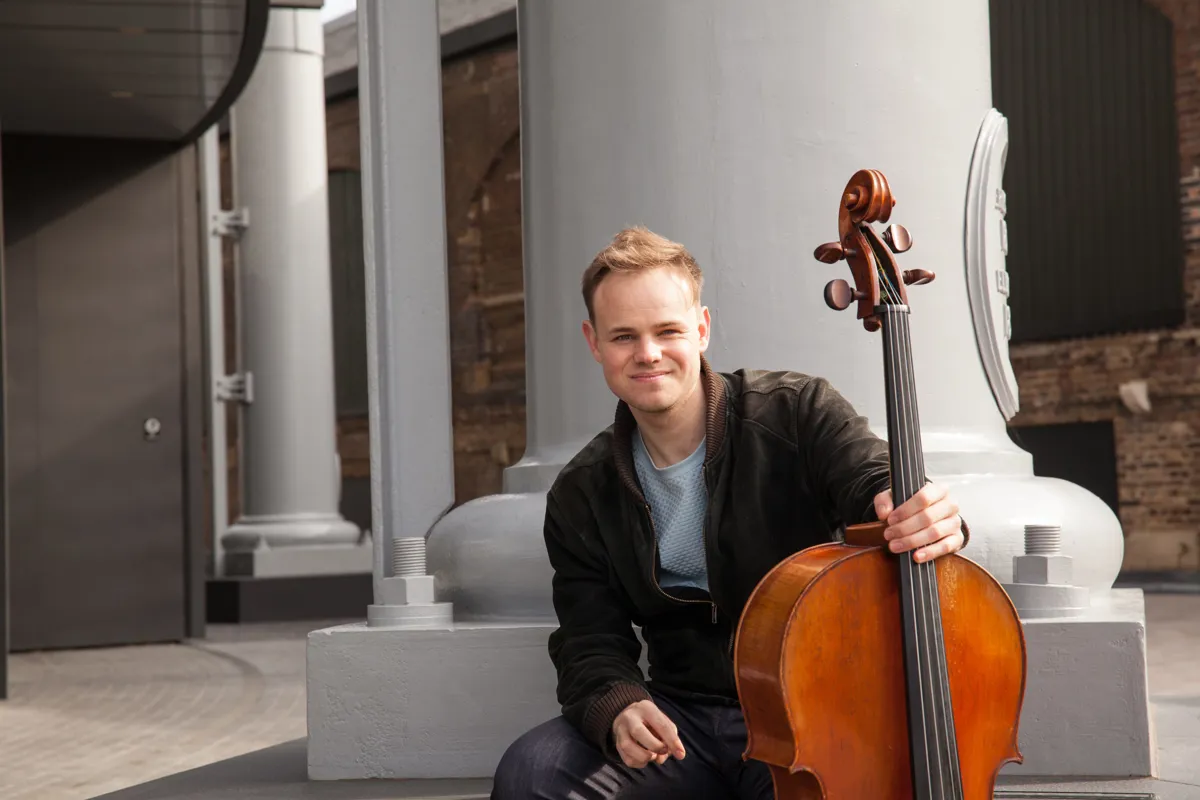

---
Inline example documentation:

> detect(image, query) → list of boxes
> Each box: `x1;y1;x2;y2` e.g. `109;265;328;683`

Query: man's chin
621;389;676;415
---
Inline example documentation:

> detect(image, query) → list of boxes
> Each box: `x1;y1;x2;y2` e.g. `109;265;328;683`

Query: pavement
0;597;1196;800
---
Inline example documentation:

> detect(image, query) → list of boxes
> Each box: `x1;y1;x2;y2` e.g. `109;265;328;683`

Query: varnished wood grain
843;520;886;547
735;544;1026;799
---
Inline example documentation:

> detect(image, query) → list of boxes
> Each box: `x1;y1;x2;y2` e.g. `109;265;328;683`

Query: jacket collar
612;354;728;501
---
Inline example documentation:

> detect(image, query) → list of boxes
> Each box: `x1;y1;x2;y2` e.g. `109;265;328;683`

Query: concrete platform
96;595;1200;800
92;738;492;799
92;731;1200;799
306;591;1158;781
4;596;1194;800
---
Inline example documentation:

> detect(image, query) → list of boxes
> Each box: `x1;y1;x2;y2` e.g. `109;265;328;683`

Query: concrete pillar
500;0;1126;593
222;7;364;575
355;0;453;628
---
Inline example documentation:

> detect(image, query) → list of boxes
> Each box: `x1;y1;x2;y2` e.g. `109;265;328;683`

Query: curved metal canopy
0;0;272;143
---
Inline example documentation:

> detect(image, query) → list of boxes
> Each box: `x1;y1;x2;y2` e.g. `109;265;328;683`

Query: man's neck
632;378;707;468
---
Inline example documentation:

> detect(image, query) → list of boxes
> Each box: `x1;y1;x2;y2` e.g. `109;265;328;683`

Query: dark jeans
491;686;774;799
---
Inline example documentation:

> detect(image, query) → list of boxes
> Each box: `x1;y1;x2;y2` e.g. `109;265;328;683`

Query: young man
491;227;967;799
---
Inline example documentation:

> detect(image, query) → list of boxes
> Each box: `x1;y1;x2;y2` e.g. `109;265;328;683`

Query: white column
222;7;362;575
357;0;454;628
498;0;1124;591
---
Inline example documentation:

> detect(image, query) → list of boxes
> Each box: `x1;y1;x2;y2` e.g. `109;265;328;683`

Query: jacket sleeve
543;484;651;758
796;377;893;527
796;377;971;547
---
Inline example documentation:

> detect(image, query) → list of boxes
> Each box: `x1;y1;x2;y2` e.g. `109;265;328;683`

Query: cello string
897;309;943;798
888;305;935;799
897;309;953;798
903;305;963;795
879;273;943;798
878;286;937;797
884;270;960;797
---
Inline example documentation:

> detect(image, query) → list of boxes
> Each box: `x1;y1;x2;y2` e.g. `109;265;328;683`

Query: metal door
3;135;188;651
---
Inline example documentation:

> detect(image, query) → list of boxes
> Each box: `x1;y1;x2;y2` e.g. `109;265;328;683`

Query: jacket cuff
581;681;653;758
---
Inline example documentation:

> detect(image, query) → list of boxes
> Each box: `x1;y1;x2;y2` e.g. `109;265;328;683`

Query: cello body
735;530;1026;798
734;170;1027;799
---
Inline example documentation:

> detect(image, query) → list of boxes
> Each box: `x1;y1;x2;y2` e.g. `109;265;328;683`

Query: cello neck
876;302;966;799
877;304;927;503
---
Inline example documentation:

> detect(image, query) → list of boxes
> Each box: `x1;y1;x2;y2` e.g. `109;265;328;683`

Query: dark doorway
0;132;7;696
1;134;192;651
1008;421;1120;516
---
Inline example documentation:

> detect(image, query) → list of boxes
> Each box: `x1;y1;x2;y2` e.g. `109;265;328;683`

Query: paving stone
0;630;308;800
1;600;1197;800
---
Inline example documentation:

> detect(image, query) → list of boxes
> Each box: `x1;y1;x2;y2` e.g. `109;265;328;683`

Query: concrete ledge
306;622;563;780
224;541;373;578
307;591;1154;782
1000;588;1155;778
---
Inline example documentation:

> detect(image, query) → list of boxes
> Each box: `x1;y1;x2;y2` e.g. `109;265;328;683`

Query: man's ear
582;319;603;362
697;305;711;353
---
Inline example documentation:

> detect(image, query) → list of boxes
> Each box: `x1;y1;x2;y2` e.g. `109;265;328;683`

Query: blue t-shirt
632;429;709;592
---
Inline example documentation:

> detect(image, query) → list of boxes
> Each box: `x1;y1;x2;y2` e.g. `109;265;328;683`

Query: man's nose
635;338;661;363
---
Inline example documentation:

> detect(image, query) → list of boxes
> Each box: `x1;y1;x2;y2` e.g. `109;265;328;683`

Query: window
991;0;1183;342
328;168;368;418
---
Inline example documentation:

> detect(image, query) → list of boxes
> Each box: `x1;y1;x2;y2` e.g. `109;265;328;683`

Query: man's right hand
611;699;687;768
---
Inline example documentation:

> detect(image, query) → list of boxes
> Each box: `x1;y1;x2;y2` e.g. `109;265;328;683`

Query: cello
733;169;1028;799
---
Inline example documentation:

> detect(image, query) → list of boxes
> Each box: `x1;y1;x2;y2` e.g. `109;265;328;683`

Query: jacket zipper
700;464;718;625
640;500;716;622
701;463;737;656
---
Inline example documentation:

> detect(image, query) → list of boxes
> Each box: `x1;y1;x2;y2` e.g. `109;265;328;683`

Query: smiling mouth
632;372;669;381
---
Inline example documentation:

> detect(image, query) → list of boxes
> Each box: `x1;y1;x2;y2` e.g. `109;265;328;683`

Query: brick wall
324;42;527;510
441;46;527;503
217;41;527;522
1008;0;1200;572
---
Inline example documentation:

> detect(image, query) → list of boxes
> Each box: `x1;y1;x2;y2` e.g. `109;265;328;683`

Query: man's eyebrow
607;320;688;335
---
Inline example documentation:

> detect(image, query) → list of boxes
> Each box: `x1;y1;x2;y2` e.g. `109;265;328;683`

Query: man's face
582;267;710;415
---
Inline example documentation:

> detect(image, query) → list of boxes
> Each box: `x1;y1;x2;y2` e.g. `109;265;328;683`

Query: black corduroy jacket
542;357;958;759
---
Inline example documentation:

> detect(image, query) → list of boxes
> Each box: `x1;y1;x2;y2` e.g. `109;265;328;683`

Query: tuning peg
902;269;935;286
814;242;845;263
883;224;912;253
824;279;864;311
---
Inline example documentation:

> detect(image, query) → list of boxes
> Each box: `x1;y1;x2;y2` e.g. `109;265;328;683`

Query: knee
491;717;583;799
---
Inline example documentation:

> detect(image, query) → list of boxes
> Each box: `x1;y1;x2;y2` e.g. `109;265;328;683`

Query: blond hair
581;226;703;322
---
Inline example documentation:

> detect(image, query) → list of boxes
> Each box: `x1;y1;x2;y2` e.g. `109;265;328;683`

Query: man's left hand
873;483;964;563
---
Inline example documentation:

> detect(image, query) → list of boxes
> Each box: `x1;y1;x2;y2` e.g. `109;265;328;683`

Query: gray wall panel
2;134;188;651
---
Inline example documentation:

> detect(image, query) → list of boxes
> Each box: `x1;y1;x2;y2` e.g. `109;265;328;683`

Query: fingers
612;701;686;769
874;489;894;521
886;482;949;527
615;723;663;768
615;734;657;769
880;483;963;563
885;495;958;542
915;529;965;563
642;704;687;760
889;514;963;561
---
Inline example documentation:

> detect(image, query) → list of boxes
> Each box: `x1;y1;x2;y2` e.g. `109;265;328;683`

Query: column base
305;596;1154;781
366;602;454;629
306;621;571;780
223;539;372;578
223;512;362;551
1000;588;1156;778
